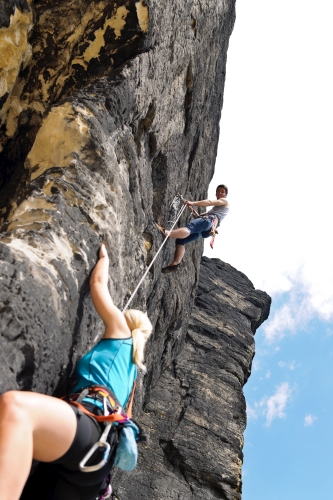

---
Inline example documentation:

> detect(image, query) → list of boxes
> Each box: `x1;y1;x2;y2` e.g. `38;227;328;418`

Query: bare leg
0;391;77;500
170;244;185;265
165;227;190;239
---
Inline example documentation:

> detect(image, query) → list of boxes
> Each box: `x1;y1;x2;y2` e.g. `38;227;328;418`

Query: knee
175;239;184;246
0;391;26;422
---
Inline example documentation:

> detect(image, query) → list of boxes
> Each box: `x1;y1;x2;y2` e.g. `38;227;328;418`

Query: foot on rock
162;264;179;274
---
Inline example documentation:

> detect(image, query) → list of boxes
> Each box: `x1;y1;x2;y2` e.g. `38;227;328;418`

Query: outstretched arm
89;244;131;339
184;198;228;208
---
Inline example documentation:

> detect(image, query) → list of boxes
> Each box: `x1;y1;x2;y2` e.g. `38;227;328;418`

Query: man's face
216;187;227;199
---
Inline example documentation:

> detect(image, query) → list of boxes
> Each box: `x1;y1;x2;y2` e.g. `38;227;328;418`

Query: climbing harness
64;386;129;425
188;205;219;249
62;381;146;477
122;194;187;312
61;385;128;473
56;384;146;499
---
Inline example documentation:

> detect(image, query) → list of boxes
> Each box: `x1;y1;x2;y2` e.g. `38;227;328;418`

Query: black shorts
20;404;117;500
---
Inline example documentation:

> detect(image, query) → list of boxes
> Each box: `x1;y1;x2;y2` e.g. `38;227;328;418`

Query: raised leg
0;391;77;500
165;227;190;239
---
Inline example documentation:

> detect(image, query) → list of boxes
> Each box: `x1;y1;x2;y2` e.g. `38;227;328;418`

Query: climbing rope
122;195;186;312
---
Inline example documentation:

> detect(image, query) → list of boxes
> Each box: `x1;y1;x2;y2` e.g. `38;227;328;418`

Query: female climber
161;184;229;273
0;243;152;500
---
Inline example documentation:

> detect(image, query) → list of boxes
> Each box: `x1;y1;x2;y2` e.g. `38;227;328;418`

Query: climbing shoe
162;264;179;274
100;485;112;499
98;476;112;500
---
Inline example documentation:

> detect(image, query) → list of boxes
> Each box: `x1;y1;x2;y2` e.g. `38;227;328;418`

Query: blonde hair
123;309;153;372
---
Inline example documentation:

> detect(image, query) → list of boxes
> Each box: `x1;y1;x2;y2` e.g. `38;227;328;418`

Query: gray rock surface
0;0;236;401
112;257;270;499
0;1;272;499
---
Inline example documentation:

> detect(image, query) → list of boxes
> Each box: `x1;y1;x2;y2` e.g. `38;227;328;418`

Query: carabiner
79;422;113;472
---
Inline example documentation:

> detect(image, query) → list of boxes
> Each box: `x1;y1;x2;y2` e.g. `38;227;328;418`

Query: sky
204;1;333;498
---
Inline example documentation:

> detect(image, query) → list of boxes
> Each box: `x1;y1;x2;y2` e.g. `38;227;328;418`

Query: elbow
89;275;103;289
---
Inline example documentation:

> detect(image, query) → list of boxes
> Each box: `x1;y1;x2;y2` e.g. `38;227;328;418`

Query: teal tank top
72;338;137;407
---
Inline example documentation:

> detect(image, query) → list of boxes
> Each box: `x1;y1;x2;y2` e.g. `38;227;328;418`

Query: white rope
122;201;187;312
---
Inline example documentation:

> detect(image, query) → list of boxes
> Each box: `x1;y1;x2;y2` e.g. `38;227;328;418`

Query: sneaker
162;264;179;274
98;476;112;500
99;484;112;500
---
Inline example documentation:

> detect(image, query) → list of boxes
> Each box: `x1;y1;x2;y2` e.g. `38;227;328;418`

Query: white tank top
207;204;229;223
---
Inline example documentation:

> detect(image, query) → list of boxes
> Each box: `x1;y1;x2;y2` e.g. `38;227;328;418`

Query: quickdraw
79;422;114;473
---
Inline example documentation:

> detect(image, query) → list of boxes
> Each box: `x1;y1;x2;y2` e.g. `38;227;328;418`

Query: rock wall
0;1;272;499
112;257;270;499
0;0;236;400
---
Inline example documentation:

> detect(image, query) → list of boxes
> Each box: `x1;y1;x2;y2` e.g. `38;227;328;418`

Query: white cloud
304;414;317;427
278;361;297;370
247;382;292;427
263;382;292;427
261;276;329;342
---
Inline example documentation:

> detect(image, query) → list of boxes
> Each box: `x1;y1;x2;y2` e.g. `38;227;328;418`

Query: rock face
112;257;270;500
0;1;272;499
0;0;236;399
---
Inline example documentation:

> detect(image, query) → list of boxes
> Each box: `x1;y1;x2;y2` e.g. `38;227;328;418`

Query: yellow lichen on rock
38;68;57;103
64;1;109;49
143;233;152;251
0;6;33;126
135;0;150;33
43;179;82;207
7;211;53;233
25;102;90;180
7;229;80;286
82;5;129;64
42;180;55;197
9;198;56;220
5;96;23;137
109;5;129;39
6;196;56;232
41;5;101;81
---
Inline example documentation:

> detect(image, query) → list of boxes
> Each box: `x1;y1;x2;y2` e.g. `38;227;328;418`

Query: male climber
161;184;229;274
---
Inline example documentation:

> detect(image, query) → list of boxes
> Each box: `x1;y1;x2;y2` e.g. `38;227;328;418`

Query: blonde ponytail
123;309;152;372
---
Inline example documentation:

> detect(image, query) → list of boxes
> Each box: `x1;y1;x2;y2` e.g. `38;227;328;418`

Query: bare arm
89;244;131;339
185;198;228;208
